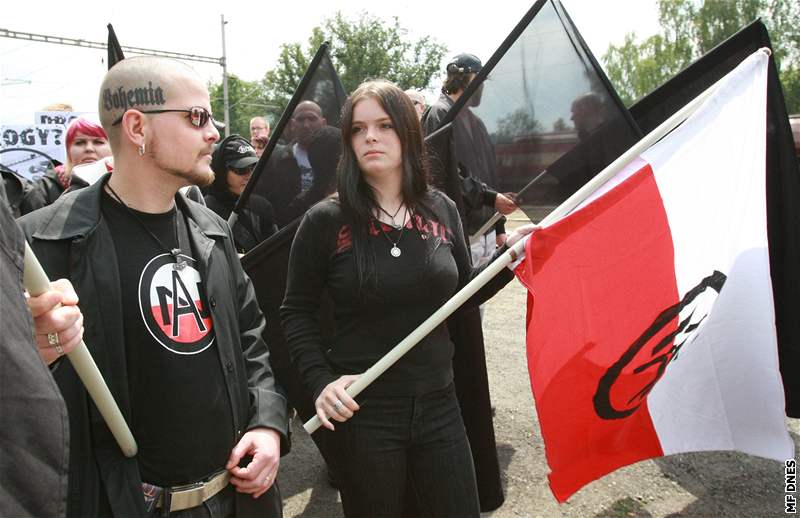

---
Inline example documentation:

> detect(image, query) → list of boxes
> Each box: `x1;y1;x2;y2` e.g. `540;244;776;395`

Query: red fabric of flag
515;164;676;501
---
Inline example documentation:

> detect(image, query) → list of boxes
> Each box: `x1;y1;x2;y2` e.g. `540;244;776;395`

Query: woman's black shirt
280;190;514;400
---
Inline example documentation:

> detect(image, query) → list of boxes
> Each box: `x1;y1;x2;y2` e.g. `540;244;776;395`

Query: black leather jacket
17;175;288;518
1;184;69;518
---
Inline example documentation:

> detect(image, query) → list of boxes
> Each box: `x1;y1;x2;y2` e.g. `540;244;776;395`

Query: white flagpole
23;242;138;458
304;48;769;434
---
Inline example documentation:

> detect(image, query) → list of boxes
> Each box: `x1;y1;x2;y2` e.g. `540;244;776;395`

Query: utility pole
220;15;230;137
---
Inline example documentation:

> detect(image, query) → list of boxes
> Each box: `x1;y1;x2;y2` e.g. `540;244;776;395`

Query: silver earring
138;142;146;156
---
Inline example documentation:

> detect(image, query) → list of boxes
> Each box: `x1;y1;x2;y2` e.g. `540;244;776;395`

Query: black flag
239;43;346;468
424;0;641;229
234;42;347;232
106;24;125;69
627;20;800;417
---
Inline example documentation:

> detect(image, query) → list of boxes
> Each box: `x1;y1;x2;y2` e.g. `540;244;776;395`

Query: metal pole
220;15;230;137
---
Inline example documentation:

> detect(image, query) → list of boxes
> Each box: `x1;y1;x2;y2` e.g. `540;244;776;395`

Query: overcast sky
0;0;659;124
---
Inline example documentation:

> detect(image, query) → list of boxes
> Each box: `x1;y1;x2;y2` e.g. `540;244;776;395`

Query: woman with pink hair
21;118;112;214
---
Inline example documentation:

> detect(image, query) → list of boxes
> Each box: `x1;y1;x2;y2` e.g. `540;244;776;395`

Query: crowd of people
2;51;536;518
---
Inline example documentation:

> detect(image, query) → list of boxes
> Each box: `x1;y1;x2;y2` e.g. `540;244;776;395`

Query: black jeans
333;383;480;518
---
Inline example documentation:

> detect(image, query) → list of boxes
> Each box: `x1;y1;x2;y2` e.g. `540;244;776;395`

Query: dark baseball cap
223;136;259;169
447;53;482;74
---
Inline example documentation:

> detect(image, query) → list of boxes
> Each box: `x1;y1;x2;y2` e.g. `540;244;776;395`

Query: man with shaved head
258;100;327;226
570;92;605;139
18;56;288;518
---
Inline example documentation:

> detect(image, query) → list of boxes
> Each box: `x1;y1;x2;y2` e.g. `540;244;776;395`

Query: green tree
602;0;800;112
209;74;275;138
261;11;447;118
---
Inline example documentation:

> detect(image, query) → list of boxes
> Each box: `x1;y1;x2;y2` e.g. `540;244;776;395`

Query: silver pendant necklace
376;206;408;258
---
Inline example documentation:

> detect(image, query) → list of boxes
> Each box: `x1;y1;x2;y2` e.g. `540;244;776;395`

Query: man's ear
120;110;147;149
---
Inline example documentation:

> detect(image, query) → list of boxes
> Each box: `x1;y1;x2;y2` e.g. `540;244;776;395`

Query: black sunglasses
231;166;254;176
112;106;224;129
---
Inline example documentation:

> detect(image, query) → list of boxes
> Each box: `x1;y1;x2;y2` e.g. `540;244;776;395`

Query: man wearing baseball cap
423;53;517;262
206;135;277;253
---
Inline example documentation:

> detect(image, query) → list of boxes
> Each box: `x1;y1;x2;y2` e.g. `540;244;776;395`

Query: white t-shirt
292;143;314;193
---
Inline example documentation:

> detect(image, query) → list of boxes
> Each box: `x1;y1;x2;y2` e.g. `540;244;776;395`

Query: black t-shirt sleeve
280;205;338;401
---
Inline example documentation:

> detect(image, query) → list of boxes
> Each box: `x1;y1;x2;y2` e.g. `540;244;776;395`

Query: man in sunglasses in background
18;56;289;518
205;135;277;254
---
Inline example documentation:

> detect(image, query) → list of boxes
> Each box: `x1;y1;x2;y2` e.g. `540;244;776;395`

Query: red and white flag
516;50;794;502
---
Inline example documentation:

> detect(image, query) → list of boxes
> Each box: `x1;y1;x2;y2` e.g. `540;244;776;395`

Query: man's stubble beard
148;136;215;188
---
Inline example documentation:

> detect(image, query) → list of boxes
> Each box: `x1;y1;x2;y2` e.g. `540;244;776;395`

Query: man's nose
207;123;221;142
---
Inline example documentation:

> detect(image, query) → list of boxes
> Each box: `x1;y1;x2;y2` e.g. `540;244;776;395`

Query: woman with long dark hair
281;80;534;517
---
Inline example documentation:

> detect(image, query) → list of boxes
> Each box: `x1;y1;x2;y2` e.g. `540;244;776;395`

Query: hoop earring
138;142;146;156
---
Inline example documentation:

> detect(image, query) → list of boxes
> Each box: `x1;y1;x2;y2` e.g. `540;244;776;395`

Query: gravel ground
279;214;800;517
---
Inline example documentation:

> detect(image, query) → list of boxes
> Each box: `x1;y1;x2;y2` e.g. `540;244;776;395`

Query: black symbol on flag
594;270;727;420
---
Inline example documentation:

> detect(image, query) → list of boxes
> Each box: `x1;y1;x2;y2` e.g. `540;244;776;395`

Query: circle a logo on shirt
138;253;215;355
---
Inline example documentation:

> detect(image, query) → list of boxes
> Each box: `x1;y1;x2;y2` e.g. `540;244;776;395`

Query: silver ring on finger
47;332;64;355
333;399;344;411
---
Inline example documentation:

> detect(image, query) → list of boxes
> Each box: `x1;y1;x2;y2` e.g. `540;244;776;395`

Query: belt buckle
167;481;205;512
155;469;229;514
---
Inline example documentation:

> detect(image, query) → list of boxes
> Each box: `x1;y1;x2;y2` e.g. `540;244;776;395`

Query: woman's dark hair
337;79;433;293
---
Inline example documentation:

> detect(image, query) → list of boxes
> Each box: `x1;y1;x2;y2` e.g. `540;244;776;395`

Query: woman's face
68;132;111;166
350;97;403;183
226;167;253;196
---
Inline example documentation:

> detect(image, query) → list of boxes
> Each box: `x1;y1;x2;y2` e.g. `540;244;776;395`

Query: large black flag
425;0;641;225
235;43;347;232
106;24;125;69
240;43;346;465
627;20;800;417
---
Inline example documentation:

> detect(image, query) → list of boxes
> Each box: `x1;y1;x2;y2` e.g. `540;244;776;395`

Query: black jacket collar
32;173;228;241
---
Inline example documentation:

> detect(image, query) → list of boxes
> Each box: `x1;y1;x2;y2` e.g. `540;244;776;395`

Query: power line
2;78;32;86
0;28;223;66
0;25;230;132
